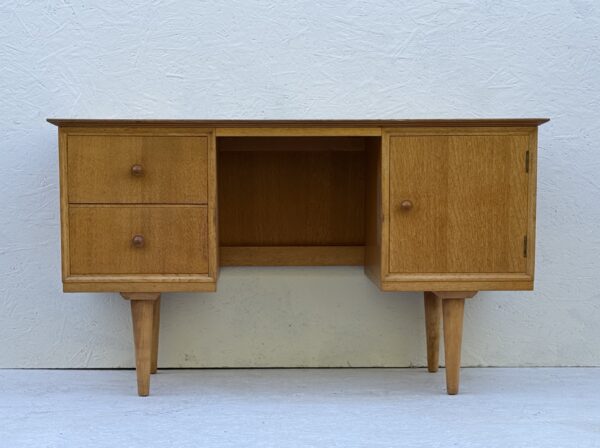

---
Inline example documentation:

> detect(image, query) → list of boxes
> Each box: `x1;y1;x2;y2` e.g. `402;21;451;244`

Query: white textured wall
1;1;599;368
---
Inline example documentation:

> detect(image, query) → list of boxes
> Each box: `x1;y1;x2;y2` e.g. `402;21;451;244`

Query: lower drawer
69;206;208;275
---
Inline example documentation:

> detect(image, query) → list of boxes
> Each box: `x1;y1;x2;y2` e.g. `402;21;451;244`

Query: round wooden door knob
131;164;144;176
400;200;413;211
132;234;145;248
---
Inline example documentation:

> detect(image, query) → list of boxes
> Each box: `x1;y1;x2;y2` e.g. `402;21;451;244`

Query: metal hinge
523;235;528;257
525;151;530;173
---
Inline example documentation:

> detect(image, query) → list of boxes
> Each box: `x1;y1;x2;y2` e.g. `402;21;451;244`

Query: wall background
1;0;599;368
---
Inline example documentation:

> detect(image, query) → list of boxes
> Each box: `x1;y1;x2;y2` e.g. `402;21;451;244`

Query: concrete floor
0;368;598;447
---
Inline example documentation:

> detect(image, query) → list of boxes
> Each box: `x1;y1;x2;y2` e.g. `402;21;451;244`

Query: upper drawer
67;135;208;204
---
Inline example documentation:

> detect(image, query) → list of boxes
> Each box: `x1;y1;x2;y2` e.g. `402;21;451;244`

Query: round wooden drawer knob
132;234;145;248
400;200;413;211
131;164;144;176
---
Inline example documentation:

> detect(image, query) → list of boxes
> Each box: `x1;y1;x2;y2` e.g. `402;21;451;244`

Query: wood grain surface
218;137;367;246
67;134;208;204
388;133;529;274
69;205;209;275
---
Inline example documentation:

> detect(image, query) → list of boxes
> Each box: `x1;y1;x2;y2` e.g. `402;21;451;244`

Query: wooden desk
48;118;549;396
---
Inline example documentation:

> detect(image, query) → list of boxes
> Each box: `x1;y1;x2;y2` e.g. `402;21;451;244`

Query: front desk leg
121;292;161;396
431;291;477;395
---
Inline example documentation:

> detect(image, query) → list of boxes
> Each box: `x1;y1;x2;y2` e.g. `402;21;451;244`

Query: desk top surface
47;118;550;127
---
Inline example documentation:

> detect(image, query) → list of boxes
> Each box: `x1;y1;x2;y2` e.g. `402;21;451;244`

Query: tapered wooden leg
433;291;477;395
130;300;154;396
442;298;464;395
151;297;161;374
424;292;442;372
121;292;161;396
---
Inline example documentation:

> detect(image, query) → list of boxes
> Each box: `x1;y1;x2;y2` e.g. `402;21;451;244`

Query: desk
48;118;548;396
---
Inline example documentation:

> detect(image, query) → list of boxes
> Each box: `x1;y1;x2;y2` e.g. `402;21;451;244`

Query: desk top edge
47;118;550;127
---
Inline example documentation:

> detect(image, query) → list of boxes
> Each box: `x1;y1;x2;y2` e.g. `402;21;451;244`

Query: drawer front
67;135;208;204
69;206;209;275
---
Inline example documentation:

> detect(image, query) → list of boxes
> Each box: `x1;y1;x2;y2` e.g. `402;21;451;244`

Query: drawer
69;206;209;275
67;135;208;203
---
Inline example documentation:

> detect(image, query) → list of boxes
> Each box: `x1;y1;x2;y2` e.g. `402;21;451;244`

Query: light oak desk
48;118;548;396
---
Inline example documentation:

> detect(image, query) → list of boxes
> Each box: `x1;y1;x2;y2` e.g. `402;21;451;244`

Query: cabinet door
388;133;530;275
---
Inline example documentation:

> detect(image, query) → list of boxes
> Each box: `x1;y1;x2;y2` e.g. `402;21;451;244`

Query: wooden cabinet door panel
69;206;209;275
389;134;529;274
67;135;208;204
